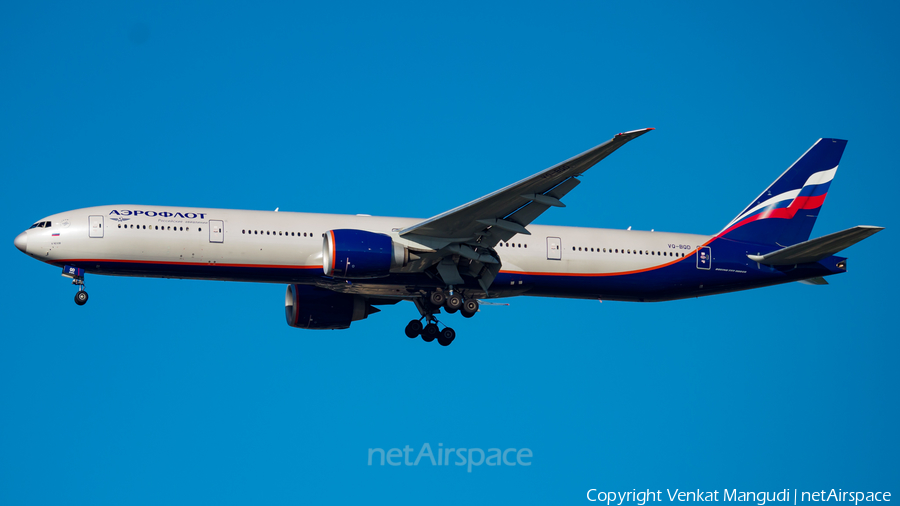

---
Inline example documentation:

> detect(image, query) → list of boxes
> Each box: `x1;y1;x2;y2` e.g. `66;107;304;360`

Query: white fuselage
20;205;711;291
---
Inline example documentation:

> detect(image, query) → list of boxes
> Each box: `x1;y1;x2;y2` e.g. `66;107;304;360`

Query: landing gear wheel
422;323;439;342
74;291;89;306
437;327;456;346
429;291;445;308
445;294;463;312
461;299;478;317
405;319;423;338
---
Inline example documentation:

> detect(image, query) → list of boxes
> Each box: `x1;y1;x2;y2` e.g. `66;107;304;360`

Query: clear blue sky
2;1;898;504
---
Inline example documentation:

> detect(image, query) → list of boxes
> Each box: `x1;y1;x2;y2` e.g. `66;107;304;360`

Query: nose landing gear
74;286;89;305
63;265;89;306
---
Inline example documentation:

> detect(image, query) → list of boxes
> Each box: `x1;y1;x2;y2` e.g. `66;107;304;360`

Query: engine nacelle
323;229;407;278
285;284;376;330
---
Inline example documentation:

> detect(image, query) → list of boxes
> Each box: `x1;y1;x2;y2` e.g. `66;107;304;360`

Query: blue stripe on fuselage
51;236;844;301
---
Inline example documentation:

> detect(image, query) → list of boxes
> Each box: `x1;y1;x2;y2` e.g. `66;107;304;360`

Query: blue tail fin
718;138;847;247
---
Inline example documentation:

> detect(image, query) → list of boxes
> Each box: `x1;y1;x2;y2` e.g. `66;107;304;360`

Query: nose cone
14;232;27;253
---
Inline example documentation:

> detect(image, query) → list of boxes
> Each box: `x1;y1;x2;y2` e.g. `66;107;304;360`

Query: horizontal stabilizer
747;225;883;265
798;277;829;285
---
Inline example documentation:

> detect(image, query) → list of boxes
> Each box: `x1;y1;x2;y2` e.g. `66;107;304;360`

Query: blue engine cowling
285;284;378;330
323;229;407;278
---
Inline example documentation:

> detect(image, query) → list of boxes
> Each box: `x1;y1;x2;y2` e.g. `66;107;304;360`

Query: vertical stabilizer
718;138;846;246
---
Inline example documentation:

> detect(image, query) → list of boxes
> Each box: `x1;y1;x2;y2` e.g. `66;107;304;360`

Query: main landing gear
428;290;478;318
63;265;89;306
404;290;480;346
405;316;457;346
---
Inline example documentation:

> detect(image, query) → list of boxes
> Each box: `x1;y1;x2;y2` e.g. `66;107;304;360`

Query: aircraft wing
399;128;654;245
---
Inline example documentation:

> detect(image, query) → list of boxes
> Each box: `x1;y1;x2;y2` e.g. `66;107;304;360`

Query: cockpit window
43;221;51;228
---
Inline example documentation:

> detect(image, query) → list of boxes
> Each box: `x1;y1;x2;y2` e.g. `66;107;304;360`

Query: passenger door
547;236;561;260
209;220;224;243
89;215;104;238
696;246;711;270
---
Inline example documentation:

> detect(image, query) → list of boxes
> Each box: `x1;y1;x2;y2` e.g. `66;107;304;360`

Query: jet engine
285;284;379;330
323;229;407;278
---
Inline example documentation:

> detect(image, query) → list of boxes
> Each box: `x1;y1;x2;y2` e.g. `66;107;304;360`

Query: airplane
13;128;883;346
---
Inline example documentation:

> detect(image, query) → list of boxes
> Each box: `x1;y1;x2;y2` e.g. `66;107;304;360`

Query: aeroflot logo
109;210;208;219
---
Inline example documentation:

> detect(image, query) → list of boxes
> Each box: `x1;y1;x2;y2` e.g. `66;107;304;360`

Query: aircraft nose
14;232;27;253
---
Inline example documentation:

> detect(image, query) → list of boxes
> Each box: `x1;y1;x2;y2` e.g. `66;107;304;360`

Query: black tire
405;320;423;338
461;309;476;318
74;291;89;306
429;291;445;307
463;299;479;314
445;294;463;312
438;327;456;346
422;323;439;342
